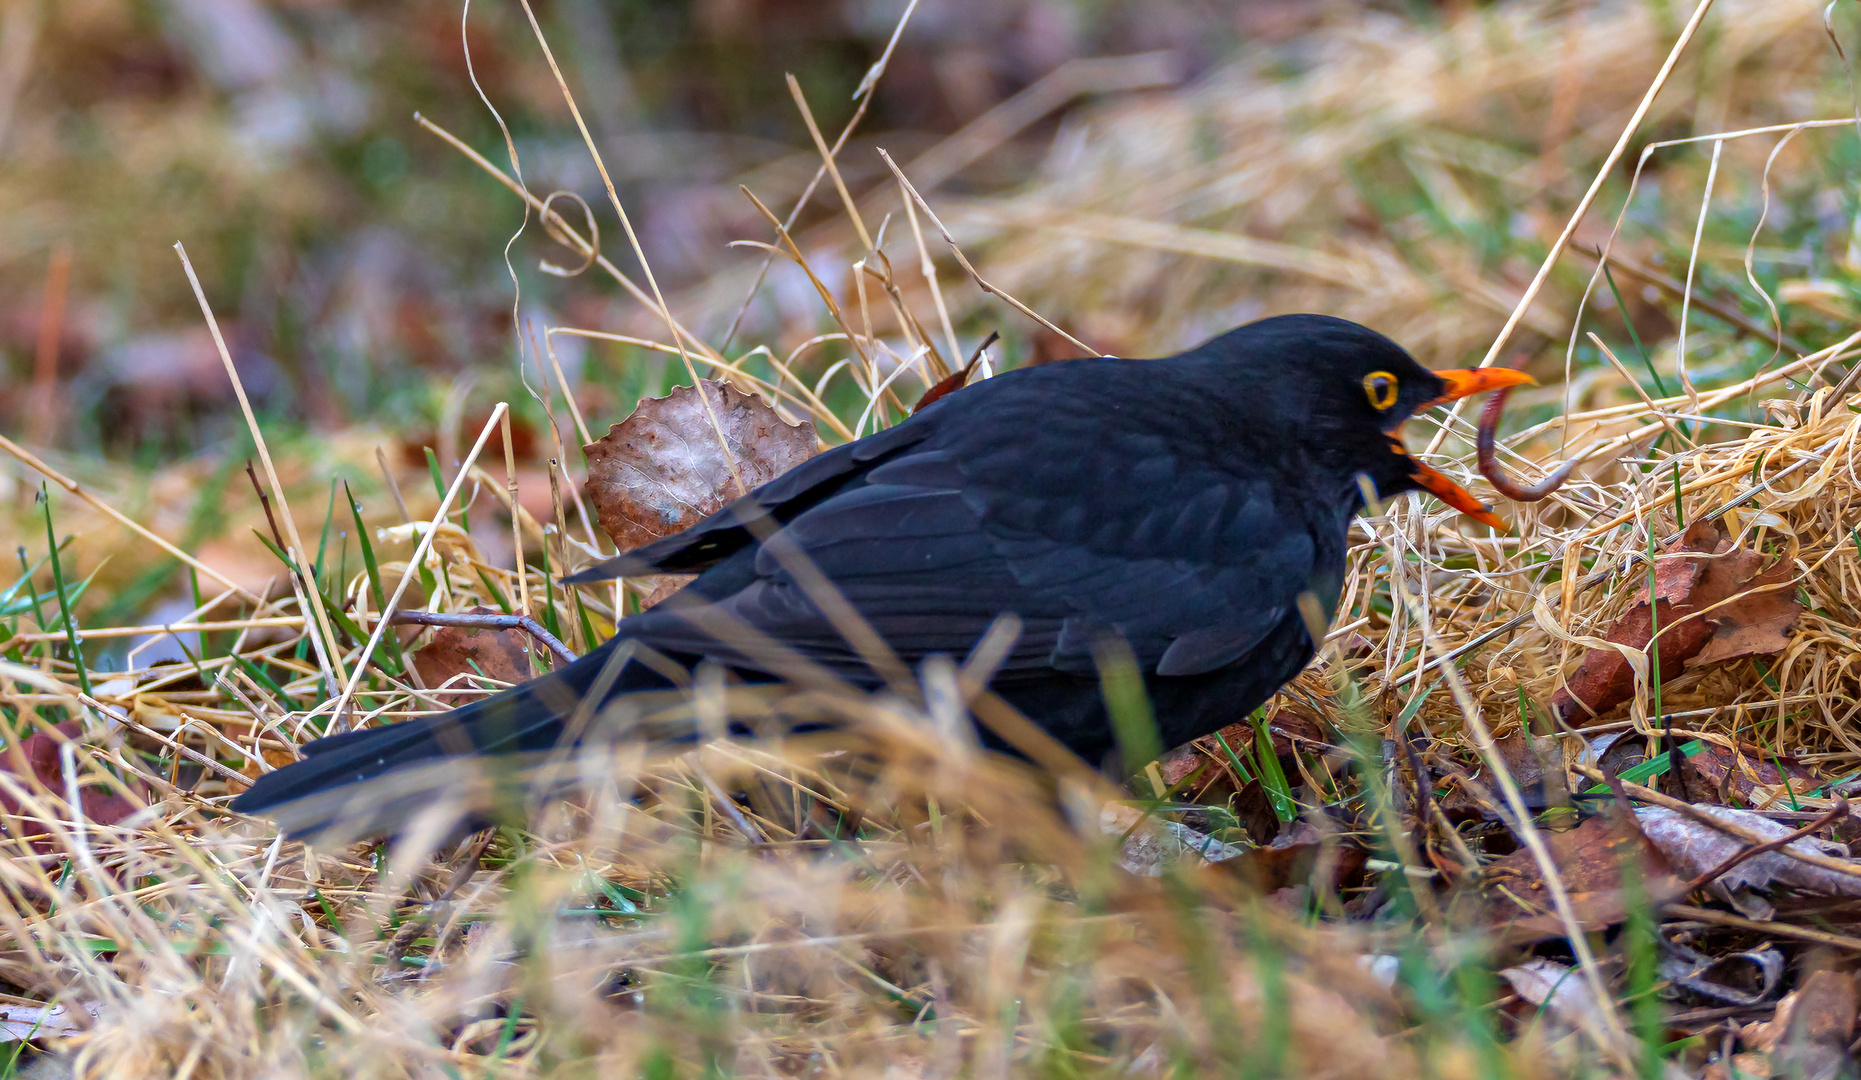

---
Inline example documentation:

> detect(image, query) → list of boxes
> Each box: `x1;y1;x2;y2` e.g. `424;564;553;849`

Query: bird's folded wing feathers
616;433;1317;683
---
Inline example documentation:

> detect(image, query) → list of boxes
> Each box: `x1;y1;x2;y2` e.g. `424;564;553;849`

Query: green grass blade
40;487;92;697
346;483;406;673
1251;711;1297;823
1213;729;1256;788
475;567;512;615
1094;639;1160;777
1601;262;1670;398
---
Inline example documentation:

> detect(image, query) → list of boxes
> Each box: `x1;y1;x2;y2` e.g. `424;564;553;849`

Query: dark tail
231;640;679;842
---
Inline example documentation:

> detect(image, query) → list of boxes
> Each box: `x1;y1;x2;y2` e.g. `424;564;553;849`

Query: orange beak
1400;367;1538;531
1408;460;1506;530
1423;367;1537;409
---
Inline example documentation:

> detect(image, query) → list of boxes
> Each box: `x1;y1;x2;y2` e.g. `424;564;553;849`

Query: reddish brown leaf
1212;819;1369;897
912;363;975;414
0;722;146;848
582;379;818;555
1689;549;1799;667
1553;520;1802;722
412;607;535;706
1684;742;1823;804
1473;810;1684;941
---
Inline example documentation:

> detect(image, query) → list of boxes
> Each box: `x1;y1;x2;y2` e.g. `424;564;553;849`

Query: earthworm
1475;385;1579;501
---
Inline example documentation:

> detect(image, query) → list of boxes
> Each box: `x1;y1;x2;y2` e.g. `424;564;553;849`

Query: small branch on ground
391;609;578;668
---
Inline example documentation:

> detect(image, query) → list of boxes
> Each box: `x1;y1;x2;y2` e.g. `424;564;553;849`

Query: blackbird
234;314;1530;838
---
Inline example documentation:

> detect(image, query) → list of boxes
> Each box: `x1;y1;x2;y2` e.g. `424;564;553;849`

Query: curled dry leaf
0;722;145;847
412;607;535;707
1660;940;1784;1007
1554;519;1802;722
1636;805;1861;913
1735;970;1859;1080
582;379;818;554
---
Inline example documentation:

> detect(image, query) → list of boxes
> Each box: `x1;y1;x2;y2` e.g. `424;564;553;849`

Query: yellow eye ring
1363;371;1399;411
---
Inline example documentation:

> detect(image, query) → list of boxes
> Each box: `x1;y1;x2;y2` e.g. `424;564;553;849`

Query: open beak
1400;367;1538;530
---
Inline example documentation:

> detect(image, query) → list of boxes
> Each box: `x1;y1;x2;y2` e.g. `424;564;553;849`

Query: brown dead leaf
411;607;535;706
1211;818;1369;898
582;379;818;554
1744;971;1859;1051
1474;809;1685;941
1439;728;1568;814
1554;520;1802;722
0;722;146;848
640;574;696;610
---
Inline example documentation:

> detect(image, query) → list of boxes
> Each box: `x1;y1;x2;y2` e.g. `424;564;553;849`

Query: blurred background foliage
3;0;1861;632
0;0;1250;461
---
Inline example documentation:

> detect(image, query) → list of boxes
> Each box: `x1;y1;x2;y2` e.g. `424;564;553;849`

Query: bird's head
1198;315;1535;528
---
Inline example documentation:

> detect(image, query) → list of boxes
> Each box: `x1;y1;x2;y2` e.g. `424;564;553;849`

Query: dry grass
4;0;1861;1076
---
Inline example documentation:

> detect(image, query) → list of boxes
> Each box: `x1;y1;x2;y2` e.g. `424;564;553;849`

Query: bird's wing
619;424;1317;684
959;426;1319;678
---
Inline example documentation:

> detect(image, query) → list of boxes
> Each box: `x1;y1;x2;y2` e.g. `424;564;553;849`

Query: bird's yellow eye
1363;371;1399;411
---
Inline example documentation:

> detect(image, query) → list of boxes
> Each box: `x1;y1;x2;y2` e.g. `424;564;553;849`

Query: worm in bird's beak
1398;367;1539;530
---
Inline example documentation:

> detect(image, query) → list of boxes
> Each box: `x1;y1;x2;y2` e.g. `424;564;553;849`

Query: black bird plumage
234;314;1504;838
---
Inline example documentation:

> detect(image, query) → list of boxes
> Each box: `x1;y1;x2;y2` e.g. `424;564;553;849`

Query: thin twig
389;611;575;669
1665;903;1861;951
510;0;747;501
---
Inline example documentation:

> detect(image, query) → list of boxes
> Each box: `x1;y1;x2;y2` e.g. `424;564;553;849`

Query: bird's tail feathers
230;643;686;841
